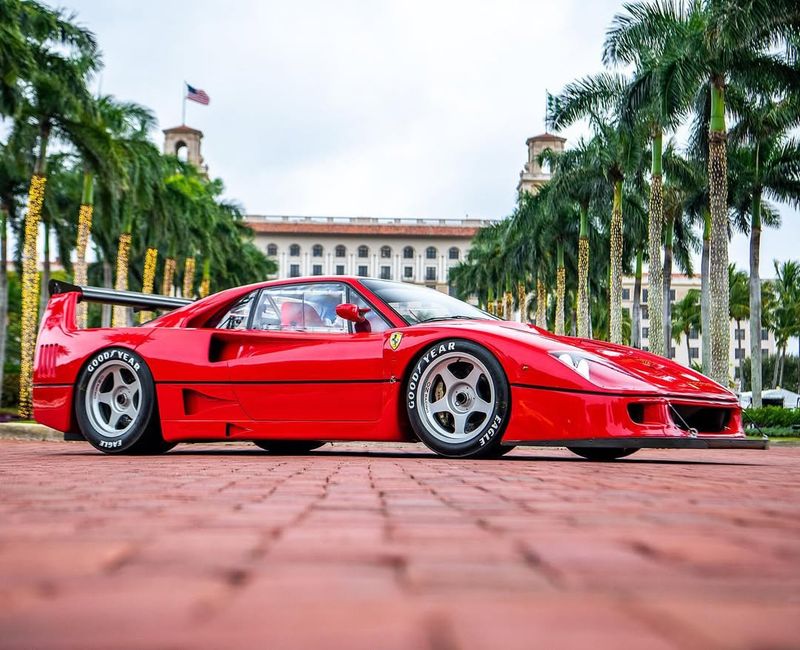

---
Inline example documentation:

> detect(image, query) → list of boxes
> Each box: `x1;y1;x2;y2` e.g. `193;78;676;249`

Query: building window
289;244;300;257
380;246;391;259
357;265;368;277
641;305;649;320
425;267;437;282
403;246;414;259
404;266;413;279
335;264;345;275
289;264;300;277
734;348;745;359
623;307;630;318
735;328;746;341
642;289;648;303
448;247;460;260
761;327;768;341
622;288;630;300
267;243;278;256
762;348;769;358
689;347;699;359
380;266;391;280
670;289;676;301
426;246;437;260
642;326;649;339
734;367;741;379
312;244;323;257
312;264;322;275
669;346;676;359
335;245;346;258
689;327;699;339
358;245;369;258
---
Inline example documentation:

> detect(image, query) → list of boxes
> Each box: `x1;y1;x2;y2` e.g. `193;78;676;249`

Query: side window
215;292;256;330
253;283;348;333
350;290;390;333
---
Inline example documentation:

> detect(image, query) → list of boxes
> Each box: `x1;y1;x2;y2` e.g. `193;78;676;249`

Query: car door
215;281;391;422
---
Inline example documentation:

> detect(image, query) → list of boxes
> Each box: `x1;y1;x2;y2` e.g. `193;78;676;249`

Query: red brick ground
0;440;798;650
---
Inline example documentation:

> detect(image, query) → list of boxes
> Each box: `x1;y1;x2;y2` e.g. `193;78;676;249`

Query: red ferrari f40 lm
33;276;766;459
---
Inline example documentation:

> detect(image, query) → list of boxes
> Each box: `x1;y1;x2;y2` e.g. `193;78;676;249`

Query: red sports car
34;276;766;458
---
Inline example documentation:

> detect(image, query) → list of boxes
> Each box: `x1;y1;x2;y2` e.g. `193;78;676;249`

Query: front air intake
669;404;732;433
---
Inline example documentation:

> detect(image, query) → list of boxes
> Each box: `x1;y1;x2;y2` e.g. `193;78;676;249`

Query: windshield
361;279;495;325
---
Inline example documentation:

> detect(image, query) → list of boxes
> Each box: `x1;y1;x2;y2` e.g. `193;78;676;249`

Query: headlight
552;351;591;380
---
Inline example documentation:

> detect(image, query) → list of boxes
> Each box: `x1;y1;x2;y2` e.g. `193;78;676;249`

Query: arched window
448;247;460;260
335;245;346;257
266;243;278;256
403;246;414;259
358;245;369;258
426;246;437;260
312;244;323;257
289;244;300;257
380;245;391;259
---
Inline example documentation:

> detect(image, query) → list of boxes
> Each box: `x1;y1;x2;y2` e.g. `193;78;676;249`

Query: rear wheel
75;347;170;454
568;447;638;461
406;339;510;458
253;441;326;454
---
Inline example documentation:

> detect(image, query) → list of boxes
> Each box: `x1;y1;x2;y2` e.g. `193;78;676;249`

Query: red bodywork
33;277;752;448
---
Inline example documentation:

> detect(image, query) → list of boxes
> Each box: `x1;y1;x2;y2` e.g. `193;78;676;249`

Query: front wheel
568;447;638;461
75;347;169;454
406;339;510;458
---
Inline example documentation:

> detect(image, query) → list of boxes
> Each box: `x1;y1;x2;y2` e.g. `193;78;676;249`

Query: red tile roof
246;221;481;237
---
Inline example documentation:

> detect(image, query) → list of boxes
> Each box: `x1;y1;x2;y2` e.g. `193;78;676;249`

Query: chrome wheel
416;351;495;443
85;361;142;438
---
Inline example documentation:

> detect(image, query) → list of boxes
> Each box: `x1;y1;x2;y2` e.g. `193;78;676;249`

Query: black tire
405;339;510;458
568;447;639;461
75;347;168;455
253;441;326;454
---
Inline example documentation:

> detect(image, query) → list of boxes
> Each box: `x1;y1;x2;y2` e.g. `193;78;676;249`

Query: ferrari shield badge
389;332;403;350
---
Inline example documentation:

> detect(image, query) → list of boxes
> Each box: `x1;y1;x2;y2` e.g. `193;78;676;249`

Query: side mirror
336;303;370;323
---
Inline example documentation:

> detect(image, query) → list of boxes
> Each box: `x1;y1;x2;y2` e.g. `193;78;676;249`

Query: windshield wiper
414;315;480;324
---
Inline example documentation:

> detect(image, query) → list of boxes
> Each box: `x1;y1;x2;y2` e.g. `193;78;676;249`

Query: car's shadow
56;444;768;466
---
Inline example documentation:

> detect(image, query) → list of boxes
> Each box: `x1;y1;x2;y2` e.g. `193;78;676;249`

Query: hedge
742;406;800;429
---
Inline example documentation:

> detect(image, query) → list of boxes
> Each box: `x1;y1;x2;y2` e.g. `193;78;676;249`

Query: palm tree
15;3;99;415
728;265;750;389
671;288;701;364
728;93;800;405
600;0;800;385
769;260;800;388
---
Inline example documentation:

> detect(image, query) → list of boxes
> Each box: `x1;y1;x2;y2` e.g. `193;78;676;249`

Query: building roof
245;215;497;238
163;124;203;136
526;132;566;144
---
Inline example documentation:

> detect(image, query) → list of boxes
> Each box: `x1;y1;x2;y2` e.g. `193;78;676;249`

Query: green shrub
742;406;800;428
1;372;20;408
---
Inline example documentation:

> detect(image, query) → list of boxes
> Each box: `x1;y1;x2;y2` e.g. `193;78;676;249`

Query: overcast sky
60;0;798;277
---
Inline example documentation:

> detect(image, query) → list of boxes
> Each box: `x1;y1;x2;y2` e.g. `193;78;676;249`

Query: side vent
37;343;58;379
183;389;237;416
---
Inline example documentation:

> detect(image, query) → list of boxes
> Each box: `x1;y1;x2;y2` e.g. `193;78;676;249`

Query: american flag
186;84;210;105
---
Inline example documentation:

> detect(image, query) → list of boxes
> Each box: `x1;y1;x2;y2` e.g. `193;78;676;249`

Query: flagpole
181;81;186;125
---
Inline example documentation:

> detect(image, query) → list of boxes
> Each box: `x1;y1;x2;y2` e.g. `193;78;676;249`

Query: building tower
163;125;208;175
517;132;566;195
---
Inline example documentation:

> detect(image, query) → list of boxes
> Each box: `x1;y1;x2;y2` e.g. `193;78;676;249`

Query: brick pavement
0;440;798;650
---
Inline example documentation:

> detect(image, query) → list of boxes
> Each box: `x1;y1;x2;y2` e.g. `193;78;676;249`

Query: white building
621;273;776;382
244;215;497;293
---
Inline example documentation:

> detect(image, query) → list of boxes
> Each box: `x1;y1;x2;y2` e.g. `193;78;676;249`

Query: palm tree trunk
0;202;8;405
138;247;158;323
686;329;691;363
112;232;132;327
74;169;94;328
648;128;665;356
487;286;495;316
555;242;565;335
632;250;642;348
708;78;730;386
779;346;786;387
609;179;624;344
736;318;744;391
577;205;590;338
749;184;763;406
772;346;780;388
162;257;177;296
38;219;50;324
19;120;50;418
662;215;674;356
517;281;525;324
101;260;112;327
183;256;196;298
701;209;711;375
536;275;547;330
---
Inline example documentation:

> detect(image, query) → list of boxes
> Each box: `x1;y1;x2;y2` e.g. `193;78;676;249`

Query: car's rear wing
48;280;193;311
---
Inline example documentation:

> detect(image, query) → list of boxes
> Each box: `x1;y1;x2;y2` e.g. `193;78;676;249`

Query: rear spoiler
48;280;193;311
